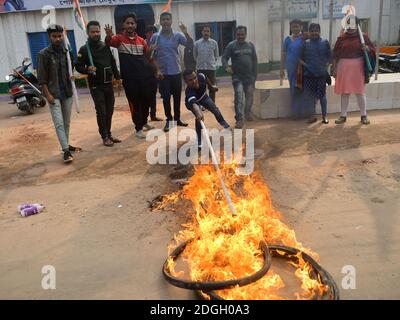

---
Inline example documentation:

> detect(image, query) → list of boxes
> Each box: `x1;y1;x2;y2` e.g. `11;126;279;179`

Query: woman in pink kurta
332;17;376;125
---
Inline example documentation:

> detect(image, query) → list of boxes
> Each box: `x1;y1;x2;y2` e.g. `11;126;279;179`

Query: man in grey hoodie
222;26;258;129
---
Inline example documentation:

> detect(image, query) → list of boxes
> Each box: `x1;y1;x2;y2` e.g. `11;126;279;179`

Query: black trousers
198;69;217;103
148;77;158;120
158;73;182;121
90;85;115;140
123;78;153;132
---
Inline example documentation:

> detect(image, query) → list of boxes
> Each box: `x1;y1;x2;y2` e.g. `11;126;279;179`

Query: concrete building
0;0;399;93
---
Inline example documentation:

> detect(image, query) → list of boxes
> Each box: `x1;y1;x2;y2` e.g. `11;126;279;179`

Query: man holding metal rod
76;20;121;147
37;24;82;164
183;69;231;150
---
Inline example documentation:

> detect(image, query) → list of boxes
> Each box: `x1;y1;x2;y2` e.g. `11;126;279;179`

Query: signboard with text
322;0;350;19
268;0;319;22
0;0;209;14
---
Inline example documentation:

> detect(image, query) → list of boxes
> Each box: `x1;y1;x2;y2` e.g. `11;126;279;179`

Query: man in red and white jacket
105;13;161;139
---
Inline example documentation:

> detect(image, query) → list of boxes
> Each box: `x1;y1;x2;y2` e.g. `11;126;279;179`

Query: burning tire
163;240;272;292
203;245;340;301
163;241;340;300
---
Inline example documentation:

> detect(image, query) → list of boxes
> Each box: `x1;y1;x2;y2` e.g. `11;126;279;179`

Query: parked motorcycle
378;47;400;73
5;58;46;115
379;53;400;73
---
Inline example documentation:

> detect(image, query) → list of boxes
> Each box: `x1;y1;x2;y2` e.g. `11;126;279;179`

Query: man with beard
37;24;82;164
105;13;161;140
76;20;121;147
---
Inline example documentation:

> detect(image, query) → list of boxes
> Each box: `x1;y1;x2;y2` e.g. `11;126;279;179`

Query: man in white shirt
194;25;219;102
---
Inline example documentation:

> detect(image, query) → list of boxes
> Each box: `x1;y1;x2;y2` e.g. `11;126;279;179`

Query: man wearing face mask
76;21;121;147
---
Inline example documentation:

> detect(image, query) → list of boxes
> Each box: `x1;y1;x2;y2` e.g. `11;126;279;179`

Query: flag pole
329;0;334;46
151;0;172;59
375;0;384;80
64;27;80;113
280;0;286;86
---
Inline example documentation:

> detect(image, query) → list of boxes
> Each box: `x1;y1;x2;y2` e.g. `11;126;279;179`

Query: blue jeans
233;79;255;122
196;96;230;146
49;97;73;151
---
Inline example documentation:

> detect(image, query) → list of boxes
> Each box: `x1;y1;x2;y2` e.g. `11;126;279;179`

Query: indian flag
162;0;173;12
63;27;72;52
63;26;81;114
73;0;86;30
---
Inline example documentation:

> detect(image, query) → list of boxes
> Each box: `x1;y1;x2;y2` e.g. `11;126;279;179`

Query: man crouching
183;70;231;149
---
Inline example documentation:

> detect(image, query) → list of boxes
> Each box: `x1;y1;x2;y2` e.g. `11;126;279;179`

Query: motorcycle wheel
25;103;35;115
39;98;46;108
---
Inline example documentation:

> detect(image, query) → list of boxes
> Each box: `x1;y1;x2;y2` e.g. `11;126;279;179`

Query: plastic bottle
20;205;45;217
18;203;42;211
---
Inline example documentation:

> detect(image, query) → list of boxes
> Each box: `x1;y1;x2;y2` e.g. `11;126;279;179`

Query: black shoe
322;116;329;124
151;116;163;122
63;150;74;163
109;136;122;143
176;120;188;127
68;145;82;153
164;121;170;132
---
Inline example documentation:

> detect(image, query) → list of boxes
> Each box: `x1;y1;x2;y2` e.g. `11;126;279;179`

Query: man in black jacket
76;21;121;147
37;24;81;164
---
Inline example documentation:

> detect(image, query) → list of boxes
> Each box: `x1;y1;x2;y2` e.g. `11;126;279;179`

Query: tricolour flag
63;26;81;113
162;0;173;13
73;0;86;30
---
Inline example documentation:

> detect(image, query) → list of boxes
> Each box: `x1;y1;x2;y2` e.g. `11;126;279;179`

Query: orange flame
161;163;328;300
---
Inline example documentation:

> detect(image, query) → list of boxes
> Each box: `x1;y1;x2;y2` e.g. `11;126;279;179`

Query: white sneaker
143;124;155;131
135;130;146;139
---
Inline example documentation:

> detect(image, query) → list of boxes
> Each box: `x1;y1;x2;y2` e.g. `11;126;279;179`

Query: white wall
0;0;399;79
269;0;400;62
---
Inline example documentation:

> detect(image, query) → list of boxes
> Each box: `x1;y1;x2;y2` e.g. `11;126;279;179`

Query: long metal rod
280;0;286;86
375;0;384;80
329;0;334;46
200;120;237;217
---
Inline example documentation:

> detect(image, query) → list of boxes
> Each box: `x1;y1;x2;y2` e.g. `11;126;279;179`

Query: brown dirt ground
0;86;399;299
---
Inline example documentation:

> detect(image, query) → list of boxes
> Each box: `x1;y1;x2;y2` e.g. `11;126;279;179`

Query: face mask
342;14;357;31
